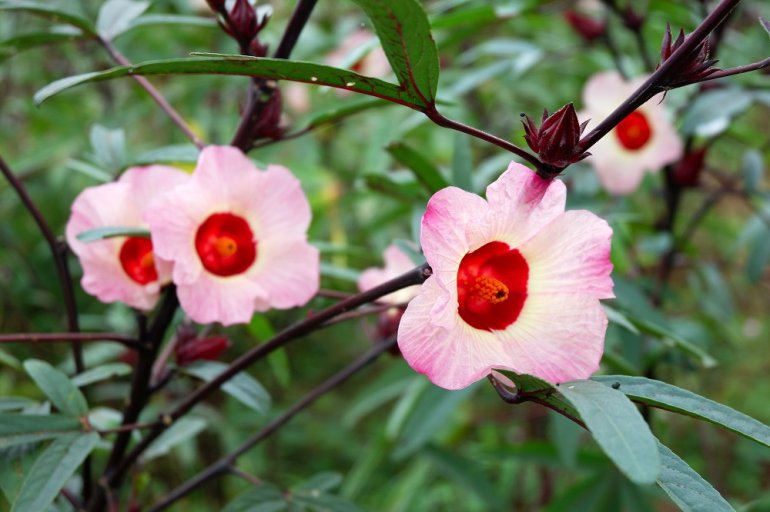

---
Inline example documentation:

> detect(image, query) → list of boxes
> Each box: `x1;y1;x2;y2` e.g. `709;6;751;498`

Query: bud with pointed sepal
564;10;606;43
230;0;259;44
522;103;591;175
659;24;719;87
673;146;707;188
176;334;232;367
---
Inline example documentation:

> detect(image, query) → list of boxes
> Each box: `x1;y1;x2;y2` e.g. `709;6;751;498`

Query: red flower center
457;241;529;331
119;237;158;285
614;111;652;151
195;213;257;277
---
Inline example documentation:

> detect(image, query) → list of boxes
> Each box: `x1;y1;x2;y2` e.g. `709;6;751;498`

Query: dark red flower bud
175;335;231;366
620;5;644;30
564;10;606;43
375;307;404;357
250;87;285;140
230;0;258;44
205;0;226;13
673;146;707;188
522;103;591;173
659;24;719;87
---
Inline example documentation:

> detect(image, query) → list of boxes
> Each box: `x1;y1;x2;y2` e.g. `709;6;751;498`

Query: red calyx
176;335;231;367
564;10;606;42
673;146;708;188
230;0;259;46
522;103;591;174
659;24;719;87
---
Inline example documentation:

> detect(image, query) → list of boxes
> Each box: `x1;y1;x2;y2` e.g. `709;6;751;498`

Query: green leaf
593;376;770;449
142;417;207;461
656;441;734;512
363;174;425;203
11;432;99;512
223;482;287;512
34;56;425;108
292;492;362;512
760;17;770;39
132;144;200;165
422;445;507;511
90;124;126;172
386;141;449;193
301;98;392;130
558;380;660;485
0;1;95;35
393;384;475;459
451;132;473;191
76;226;151;242
96;0;150;40
128;14;218;30
70;363;132;387
0;347;20;369
23;360;88;417
742;149;764;192
180;361;271;414
0;398;34;413
349;0;440;103
680;88;753;137
293;472;343;494
0;414;83;449
0;26;83;54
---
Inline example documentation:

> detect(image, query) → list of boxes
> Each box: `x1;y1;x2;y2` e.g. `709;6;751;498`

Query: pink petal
193;146;260;203
249;236;319;309
520;210;614;299
176;272;268;326
420;186;489;282
582;70;646;115
118;165;190;211
398;278;507;390
484;162;567;248
495;293;607;383
78;253;160;311
249;165;312;239
144;183;207;285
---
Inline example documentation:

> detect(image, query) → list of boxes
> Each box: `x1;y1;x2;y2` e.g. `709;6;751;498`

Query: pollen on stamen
474;275;509;304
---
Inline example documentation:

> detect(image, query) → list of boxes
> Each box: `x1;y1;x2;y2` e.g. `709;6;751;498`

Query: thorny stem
579;0;743;152
149;337;397;511
99;38;204;149
105;265;431;492
0;332;142;350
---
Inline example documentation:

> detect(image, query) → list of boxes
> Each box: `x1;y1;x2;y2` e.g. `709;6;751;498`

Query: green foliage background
1;0;770;510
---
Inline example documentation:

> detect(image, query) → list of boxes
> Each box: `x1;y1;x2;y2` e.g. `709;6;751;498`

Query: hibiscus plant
1;0;769;510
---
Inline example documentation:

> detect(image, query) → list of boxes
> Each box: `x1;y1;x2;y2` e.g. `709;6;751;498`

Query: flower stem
99;38;205;149
148;337;397;511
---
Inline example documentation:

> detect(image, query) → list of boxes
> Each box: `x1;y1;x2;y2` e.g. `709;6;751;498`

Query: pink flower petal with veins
145;145;318;326
358;244;421;305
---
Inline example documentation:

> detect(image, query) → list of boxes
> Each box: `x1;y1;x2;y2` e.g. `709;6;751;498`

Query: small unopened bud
230;0;258;43
621;5;645;30
375;307;404;357
659;24;719;87
673;146;707;188
248;88;285;141
564;10;606;43
205;0;226;13
522;103;590;174
175;335;231;366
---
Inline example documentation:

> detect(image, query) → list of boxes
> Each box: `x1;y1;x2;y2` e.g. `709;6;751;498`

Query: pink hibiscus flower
66;165;190;310
397;163;614;390
145;146;319;326
580;70;683;195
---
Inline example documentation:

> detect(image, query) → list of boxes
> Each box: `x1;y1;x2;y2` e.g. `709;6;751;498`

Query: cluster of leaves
1;0;769;511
